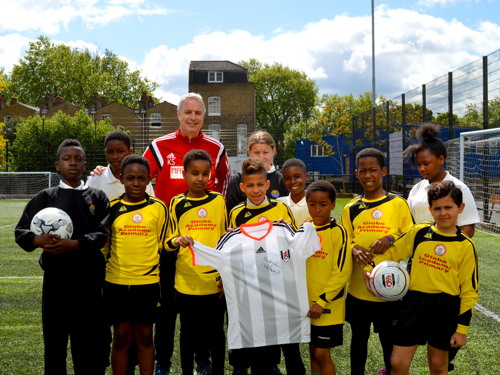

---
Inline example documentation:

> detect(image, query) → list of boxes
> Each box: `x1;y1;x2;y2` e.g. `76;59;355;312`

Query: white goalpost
0;172;59;199
446;127;500;234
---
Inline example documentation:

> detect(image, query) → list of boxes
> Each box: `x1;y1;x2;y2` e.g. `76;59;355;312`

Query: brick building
189;60;255;171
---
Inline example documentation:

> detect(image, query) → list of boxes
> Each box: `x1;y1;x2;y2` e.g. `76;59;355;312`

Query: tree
459;99;500;128
239;59;318;162
7;36;158;108
0;127;6;171
0;68;7;93
10;110;115;171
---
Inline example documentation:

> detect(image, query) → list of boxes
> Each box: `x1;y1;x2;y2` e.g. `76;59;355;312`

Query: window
208;97;221;116
208;71;223;83
3;115;13;124
150;113;161;127
101;114;111;120
208;124;221;141
311;144;327;157
237;124;247;156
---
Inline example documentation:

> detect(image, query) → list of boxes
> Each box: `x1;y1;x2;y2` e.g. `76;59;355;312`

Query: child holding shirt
164;149;227;375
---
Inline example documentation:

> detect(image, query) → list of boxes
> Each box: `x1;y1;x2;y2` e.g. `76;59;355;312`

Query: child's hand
88;165;106;178
43;239;79;255
353;245;374;267
370;236;393;254
33;234;61;249
450;332;467;348
363;270;375;295
275;218;293;226
175;235;194;247
307;303;324;320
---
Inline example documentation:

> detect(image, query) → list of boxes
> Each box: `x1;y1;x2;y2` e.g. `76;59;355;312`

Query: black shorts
392;291;460;351
310;324;343;348
104;281;160;324
345;293;399;333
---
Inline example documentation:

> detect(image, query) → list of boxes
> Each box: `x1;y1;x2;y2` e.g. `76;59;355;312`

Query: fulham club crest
132;213;143;223
281;249;291;261
197;208;207;218
434;243;447;256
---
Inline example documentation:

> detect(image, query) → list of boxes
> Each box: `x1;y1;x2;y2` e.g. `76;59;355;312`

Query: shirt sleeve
77;190;110;252
15;192;49;252
143;145;160;181
316;225;353;308
365;225;417;272
456;240;479;334
214;149;231;198
294;222;322;259
189;240;222;269
165;199;180;251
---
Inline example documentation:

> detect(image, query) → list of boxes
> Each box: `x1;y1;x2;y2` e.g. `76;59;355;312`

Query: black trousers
42;271;107;375
154;251;178;368
346;294;397;375
177;291;226;375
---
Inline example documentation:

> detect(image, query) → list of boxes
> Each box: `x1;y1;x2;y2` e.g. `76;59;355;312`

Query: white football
370;260;410;301
30;207;74;240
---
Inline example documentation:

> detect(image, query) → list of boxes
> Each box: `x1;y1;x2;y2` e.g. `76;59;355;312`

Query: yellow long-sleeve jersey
367;222;478;334
104;194;167;285
165;191;227;295
341;193;414;302
307;219;352;326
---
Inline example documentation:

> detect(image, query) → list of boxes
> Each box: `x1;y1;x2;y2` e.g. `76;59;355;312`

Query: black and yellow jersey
341;193;414;302
229;198;297;230
307;219;352;326
104;193;167;285
368;222;478;334
166;190;227;295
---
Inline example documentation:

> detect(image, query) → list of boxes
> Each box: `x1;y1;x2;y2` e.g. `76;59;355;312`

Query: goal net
446;128;500;234
0;172;60;199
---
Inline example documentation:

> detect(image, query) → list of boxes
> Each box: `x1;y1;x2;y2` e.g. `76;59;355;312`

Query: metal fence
349;49;500;196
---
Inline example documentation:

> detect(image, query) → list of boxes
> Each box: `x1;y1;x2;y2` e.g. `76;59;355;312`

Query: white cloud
138;5;500;102
0;34;31;73
418;0;479;7
0;0;169;34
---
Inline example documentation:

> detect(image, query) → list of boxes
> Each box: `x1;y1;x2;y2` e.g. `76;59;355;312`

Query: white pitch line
0;223;16;229
475;303;500;323
0;276;43;279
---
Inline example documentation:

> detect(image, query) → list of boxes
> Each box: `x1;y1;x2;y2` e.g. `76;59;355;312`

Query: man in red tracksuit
143;92;231;375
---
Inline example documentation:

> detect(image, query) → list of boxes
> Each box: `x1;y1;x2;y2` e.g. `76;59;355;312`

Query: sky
0;0;499;105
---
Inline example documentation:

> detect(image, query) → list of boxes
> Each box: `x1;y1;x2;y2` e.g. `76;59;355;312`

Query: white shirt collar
246;196;269;207
59;180;88;190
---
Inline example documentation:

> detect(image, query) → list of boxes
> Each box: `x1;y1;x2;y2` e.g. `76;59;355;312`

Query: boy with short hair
86;129;154;199
306;180;352;375
363;180;478;375
228;157;298;375
15;139;110;374
340;148;414;375
229;158;296;229
164;149;227;375
277;158;311;224
103;154;167;375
